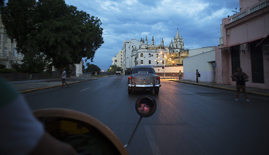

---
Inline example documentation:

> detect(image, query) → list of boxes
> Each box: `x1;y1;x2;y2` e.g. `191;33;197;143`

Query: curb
170;80;269;97
20;79;97;94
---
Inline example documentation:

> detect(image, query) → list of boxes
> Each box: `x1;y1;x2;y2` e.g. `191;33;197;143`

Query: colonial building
114;30;189;75
0;16;23;69
215;0;269;89
131;30;189;67
169;30;185;53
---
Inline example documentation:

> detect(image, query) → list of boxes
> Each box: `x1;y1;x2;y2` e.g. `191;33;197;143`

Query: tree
107;65;122;74
11;52;48;73
85;63;101;75
1;0;104;71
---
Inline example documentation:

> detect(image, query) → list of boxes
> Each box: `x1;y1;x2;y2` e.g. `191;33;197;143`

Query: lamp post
160;51;166;78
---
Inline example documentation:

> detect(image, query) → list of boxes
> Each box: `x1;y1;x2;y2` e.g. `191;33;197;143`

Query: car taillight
128;76;132;80
157;76;160;80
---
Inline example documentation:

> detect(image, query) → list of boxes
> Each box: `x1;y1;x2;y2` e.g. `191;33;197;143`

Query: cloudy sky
65;0;239;71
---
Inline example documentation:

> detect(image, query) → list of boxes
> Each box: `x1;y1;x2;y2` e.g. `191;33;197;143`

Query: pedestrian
196;69;200;83
179;70;182;80
231;67;249;102
61;68;69;88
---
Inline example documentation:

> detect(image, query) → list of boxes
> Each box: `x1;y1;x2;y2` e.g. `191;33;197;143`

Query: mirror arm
124;116;143;148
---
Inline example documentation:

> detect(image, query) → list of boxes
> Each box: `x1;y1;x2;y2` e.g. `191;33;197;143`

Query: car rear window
132;68;155;74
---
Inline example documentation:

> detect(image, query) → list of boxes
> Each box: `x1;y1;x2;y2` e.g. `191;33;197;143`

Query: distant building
116;50;124;68
112;56;117;65
216;0;269;89
114;30;189;75
168;30;185;53
0;16;23;69
122;39;141;72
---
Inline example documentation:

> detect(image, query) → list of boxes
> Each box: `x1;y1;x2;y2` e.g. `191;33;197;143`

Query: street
24;75;269;155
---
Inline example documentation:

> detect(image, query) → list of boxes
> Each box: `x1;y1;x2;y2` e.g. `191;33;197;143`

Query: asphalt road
24;75;269;155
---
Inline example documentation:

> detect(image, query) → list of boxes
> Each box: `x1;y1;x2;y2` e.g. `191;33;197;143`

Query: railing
230;0;269;23
231;11;246;22
250;0;268;13
0;71;64;81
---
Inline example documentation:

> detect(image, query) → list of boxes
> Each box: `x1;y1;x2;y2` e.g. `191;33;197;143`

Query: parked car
128;65;161;94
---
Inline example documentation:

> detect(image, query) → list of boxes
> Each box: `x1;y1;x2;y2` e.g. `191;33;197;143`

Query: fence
0;71;67;81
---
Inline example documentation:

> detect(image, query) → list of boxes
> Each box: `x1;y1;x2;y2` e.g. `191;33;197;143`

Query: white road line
144;125;161;155
80;87;91;92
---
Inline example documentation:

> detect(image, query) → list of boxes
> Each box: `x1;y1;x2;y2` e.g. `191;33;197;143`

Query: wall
184;50;215;82
217;1;269;89
153;66;183;78
188;47;215;57
240;0;260;10
215;47;230;84
75;61;83;77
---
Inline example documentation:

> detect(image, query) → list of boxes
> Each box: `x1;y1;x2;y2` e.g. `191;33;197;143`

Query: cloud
65;0;238;70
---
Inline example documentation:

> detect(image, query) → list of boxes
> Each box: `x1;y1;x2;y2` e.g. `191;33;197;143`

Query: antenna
232;7;238;14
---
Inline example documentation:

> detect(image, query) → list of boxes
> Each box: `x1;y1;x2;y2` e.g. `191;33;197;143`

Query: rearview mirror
135;96;157;117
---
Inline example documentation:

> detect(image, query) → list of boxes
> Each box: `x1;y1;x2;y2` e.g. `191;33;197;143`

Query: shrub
0;69;16;73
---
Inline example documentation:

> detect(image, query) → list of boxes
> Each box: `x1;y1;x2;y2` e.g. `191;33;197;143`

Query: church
130;30;189;67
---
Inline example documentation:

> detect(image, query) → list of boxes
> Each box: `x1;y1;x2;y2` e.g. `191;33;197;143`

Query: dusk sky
64;0;240;71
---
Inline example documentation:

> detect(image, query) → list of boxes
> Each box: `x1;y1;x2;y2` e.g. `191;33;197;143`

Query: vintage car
128;65;161;94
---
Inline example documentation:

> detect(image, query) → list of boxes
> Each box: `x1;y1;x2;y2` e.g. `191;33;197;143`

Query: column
0;33;3;56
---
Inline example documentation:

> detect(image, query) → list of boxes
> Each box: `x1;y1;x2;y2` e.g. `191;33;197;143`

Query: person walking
231;67;249;102
196;69;200;83
61;68;69;88
179;70;182;80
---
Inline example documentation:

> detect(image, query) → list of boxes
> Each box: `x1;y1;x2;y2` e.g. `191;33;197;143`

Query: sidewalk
168;79;269;97
10;77;97;93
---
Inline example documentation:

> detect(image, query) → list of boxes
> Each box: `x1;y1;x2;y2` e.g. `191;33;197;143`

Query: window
162;54;164;58
13;48;17;56
149;60;151;64
141;60;143;64
156;61;159;64
156;54;158;58
4;48;7;56
162;60;164;64
140;53;143;57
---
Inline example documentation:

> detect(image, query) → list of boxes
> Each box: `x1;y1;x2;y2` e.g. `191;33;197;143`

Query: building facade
114;30;189;75
116;50;124;68
216;0;269;89
183;48;216;82
0;16;23;69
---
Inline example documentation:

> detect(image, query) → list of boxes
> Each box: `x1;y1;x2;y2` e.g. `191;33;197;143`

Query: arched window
140;53;143;57
141;60;143;64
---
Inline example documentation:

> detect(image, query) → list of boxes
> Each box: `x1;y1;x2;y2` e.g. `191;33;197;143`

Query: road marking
80;87;91;92
144;125;161;155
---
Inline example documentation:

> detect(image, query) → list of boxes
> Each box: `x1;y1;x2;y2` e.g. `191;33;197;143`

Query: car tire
128;88;132;94
154;88;159;94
